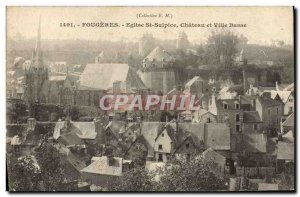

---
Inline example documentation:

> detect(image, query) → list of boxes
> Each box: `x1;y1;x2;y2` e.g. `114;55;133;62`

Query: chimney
276;81;279;91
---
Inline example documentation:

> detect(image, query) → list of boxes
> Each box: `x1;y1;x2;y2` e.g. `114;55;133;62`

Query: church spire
33;15;43;68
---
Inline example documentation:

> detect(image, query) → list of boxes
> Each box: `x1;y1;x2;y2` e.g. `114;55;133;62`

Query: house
81;156;131;187
242;111;263;134
209;95;243;134
270;90;294;116
124;135;149;166
255;96;283;136
154;124;175;162
140;122;165;160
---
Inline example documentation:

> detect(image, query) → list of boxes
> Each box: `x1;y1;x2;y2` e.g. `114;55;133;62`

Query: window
236;125;240;132
289;98;293;102
161;133;164;137
136;145;140;150
236;114;240;122
152;63;156;67
207;117;211;123
223;103;228;110
186;143;190;149
162;58;165;62
235;103;240;109
153;58;156;62
186;154;191;162
254;124;258;130
144;63;147;67
268;109;271;115
289;107;293;112
162;63;166;67
158;144;163;150
158;154;163;162
276;108;279;114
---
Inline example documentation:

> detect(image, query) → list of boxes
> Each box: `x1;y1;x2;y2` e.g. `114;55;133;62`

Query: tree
7;155;41;191
34;142;78;191
108;167;155;191
155;157;228;191
207;29;241;67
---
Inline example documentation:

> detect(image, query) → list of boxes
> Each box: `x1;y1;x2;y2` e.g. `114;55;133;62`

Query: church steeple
33;15;43;68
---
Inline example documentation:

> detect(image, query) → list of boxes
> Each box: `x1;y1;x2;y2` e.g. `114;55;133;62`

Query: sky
7;7;294;45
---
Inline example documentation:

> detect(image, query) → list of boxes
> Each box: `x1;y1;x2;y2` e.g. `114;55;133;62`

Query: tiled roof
81;156;122;176
243;111;262;123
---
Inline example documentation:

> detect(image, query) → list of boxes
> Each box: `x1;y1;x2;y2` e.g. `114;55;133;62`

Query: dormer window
186;143;190;149
223;102;228;110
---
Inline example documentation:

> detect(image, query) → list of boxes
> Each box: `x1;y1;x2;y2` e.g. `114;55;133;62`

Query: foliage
155;157;227;191
107;156;227;191
34;142;78;191
108;167;155;191
207;29;242;67
7;155;41;191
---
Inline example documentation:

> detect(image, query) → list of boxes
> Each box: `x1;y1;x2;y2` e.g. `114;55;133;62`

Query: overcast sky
7;7;294;45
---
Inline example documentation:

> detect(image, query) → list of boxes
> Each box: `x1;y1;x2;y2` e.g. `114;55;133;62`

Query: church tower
24;16;48;104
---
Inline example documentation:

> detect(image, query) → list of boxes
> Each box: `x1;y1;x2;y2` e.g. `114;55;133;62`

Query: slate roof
282;113;294;127
277;141;294;160
202;148;226;167
206;123;231;150
243;111;262;123
81;156;122;176
243;134;267;153
79;63;146;90
58;131;84;146
257;96;282;108
70;121;97;140
145;46;175;62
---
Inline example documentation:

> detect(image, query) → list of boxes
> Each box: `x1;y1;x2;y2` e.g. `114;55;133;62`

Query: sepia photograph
6;6;295;192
